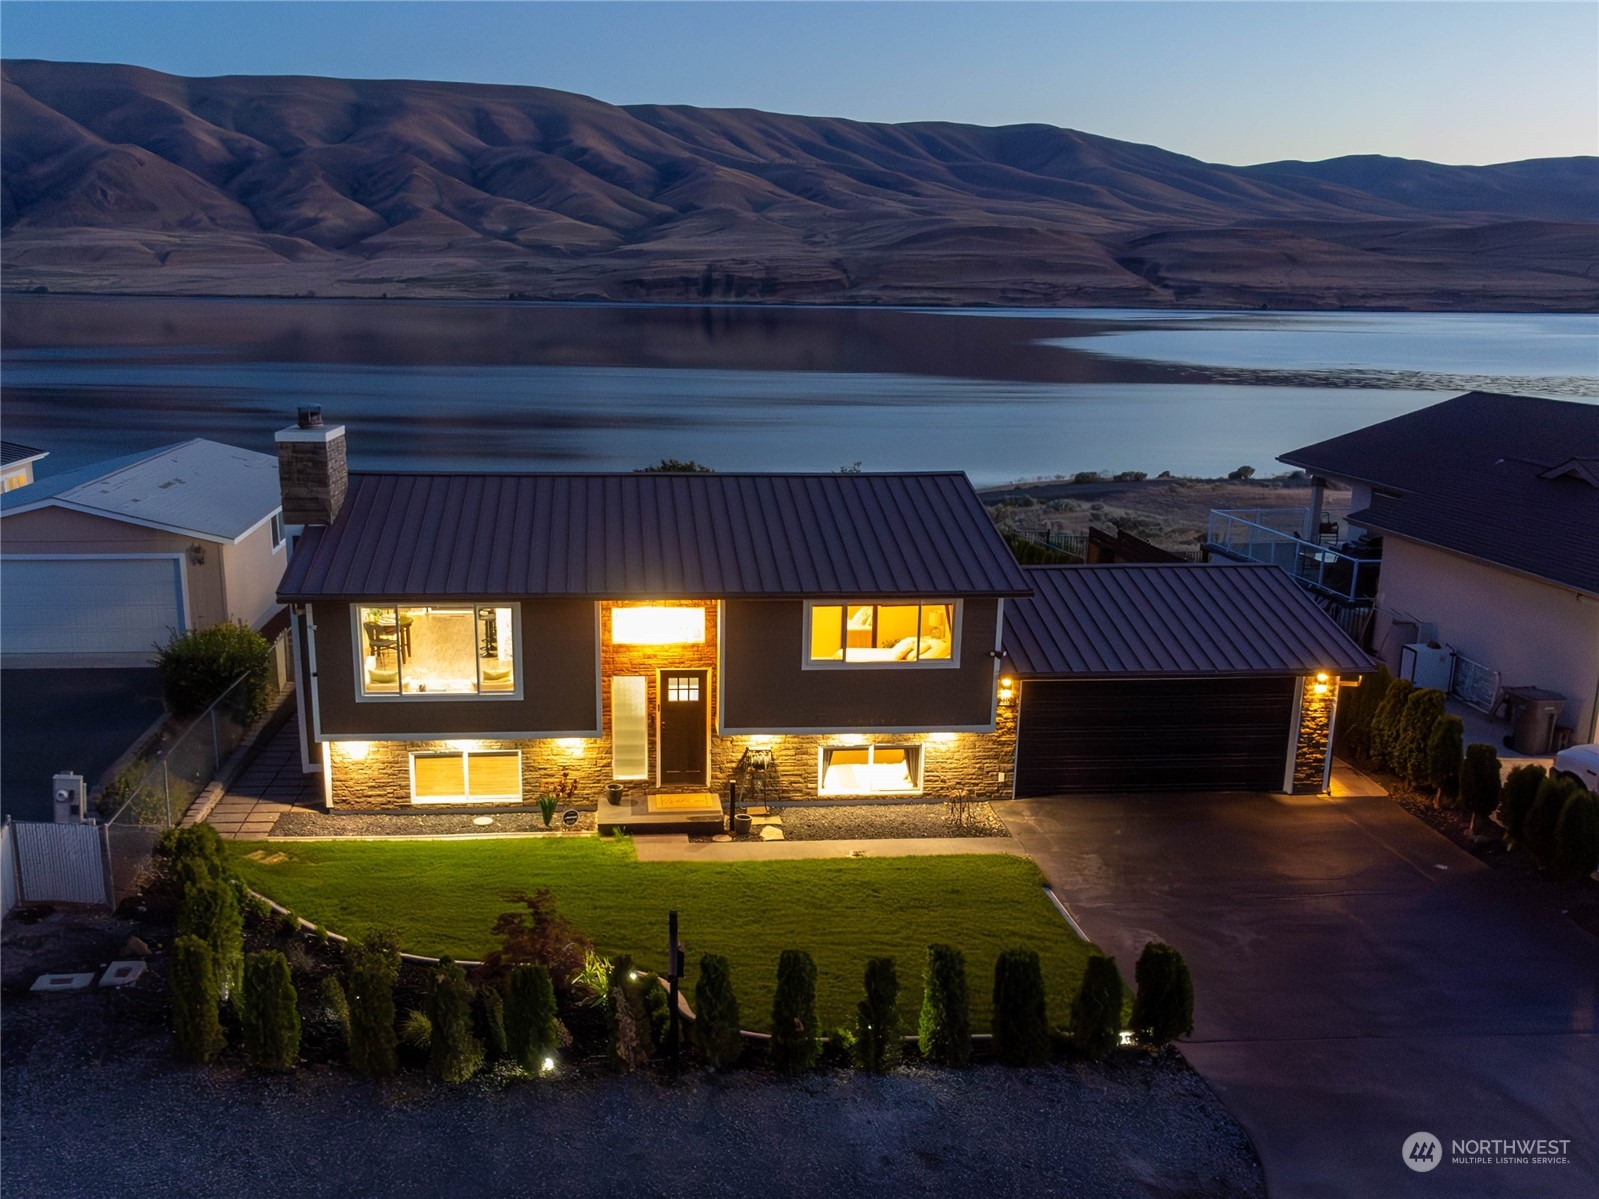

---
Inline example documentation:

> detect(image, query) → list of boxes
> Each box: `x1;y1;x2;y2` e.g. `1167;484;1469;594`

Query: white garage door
1;556;186;659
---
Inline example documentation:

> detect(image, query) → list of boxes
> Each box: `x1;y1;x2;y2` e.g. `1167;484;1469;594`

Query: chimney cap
297;405;324;430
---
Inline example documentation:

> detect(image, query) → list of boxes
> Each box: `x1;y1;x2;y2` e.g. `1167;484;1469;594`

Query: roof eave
1348;515;1599;598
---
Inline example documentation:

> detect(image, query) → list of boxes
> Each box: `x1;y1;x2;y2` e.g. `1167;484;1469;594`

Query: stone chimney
275;405;348;526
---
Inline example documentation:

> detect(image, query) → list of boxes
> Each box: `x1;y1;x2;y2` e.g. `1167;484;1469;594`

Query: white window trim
270;511;286;553
409;749;523;804
801;599;963;670
351;603;524;702
817;743;925;797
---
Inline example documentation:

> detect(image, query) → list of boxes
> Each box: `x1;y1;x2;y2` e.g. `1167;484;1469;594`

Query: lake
2;297;1595;486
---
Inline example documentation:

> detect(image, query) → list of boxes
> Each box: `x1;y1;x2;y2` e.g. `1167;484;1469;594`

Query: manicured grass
229;837;1099;1032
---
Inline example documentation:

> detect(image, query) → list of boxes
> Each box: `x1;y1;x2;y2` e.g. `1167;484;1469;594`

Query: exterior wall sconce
1313;672;1330;696
341;741;371;761
998;675;1016;703
187;543;206;566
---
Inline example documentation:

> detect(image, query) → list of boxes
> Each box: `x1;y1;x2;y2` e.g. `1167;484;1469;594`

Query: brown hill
3;59;1595;309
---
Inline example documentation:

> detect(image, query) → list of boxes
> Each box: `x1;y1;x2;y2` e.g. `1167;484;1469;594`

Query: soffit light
612;606;706;645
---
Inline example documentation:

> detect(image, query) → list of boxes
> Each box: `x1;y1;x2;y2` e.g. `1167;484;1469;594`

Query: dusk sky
3;1;1596;166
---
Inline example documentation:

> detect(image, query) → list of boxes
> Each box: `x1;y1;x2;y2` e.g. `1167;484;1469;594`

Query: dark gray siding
721;599;998;730
311;600;598;737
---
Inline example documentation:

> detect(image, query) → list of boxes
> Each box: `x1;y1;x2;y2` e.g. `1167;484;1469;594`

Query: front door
659;669;709;785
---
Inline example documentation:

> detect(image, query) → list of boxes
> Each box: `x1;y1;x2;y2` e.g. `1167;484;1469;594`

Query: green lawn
228;837;1100;1032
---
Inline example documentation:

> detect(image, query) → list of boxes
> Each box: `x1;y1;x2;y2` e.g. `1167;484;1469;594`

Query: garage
0;557;186;659
1002;563;1371;796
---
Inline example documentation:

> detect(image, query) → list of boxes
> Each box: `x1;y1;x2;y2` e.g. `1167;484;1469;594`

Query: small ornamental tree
178;881;244;1003
1369;678;1415;771
1459;744;1502;835
991;949;1050;1067
1426;714;1464;805
1335;665;1390;763
479;889;593;1000
1130;942;1195;1047
156;620;274;720
240;950;301;1071
505;964;559;1073
477;986;508;1061
1554;790;1599;881
425;957;484;1084
1497;764;1547;847
170;934;226;1064
1525;775;1580;869
769;950;820;1074
1395;688;1447;788
347;929;400;1079
691;954;743;1072
917;944;971;1067
1071;955;1123;1062
854;957;902;1074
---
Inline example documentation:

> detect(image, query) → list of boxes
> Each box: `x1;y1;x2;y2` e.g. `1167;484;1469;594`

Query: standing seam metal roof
1002;563;1373;677
277;471;1033;600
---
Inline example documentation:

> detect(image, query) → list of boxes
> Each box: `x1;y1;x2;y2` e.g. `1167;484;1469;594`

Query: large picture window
818;745;922;795
356;605;518;697
410;750;522;803
806;601;958;666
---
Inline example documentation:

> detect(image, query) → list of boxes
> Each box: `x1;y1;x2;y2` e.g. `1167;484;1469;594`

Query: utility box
1400;642;1456;692
1503;688;1566;756
52;772;86;823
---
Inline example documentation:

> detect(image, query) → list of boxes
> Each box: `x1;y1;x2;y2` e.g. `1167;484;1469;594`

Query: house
275;412;1368;812
1269;392;1598;747
1;442;47;493
1;439;287;667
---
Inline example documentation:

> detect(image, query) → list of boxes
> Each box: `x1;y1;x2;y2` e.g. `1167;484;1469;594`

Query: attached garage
1;556;186;660
1002;563;1372;796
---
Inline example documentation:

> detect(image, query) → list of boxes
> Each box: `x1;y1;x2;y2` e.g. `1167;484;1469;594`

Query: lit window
806;602;958;665
819;745;921;795
356;605;518;697
411;750;521;803
612;676;648;779
612;606;705;645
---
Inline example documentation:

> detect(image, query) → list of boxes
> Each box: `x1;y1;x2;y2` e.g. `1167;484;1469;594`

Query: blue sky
3;1;1595;165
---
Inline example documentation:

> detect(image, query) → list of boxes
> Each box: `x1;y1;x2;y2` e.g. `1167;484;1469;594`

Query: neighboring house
1275;392;1599;746
274;414;1367;811
1;440;287;667
1;442;47;492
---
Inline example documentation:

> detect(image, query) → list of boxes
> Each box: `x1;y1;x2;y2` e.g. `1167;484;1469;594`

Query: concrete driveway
998;775;1599;1198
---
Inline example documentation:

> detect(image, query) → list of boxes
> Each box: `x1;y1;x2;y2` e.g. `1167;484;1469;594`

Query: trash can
1504;688;1566;755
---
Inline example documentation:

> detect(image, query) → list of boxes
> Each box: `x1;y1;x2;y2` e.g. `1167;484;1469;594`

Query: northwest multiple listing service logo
1403;1131;1573;1173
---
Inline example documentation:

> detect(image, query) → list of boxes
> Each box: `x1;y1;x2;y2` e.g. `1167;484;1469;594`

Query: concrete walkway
630;834;1023;862
206;723;318;840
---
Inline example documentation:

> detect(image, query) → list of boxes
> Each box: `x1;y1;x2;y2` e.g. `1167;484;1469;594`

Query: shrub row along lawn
228;838;1098;1033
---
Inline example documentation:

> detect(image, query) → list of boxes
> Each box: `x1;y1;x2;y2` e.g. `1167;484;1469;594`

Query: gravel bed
776;800;1010;841
270;808;597;837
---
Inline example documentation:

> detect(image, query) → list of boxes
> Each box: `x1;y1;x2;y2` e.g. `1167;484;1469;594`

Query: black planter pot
606;783;623;807
733;812;752;836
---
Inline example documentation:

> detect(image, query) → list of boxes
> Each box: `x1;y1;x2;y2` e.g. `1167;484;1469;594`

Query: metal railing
1206;509;1380;604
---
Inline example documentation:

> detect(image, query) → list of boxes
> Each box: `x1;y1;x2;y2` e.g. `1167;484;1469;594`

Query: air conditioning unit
1400;642;1456;692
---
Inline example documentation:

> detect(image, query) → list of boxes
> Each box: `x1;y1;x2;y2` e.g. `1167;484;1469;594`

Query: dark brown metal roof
279;471;1032;601
1002;563;1373;678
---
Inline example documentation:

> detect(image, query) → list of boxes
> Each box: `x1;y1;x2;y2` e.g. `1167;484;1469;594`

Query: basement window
818;745;922;796
410;750;522;803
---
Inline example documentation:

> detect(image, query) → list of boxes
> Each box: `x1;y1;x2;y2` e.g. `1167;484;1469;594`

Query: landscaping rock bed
745;801;1011;842
270;808;597;838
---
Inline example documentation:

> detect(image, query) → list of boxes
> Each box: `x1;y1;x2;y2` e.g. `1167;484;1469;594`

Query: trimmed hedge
1395;688;1447;787
1498;764;1547;846
1459;744;1501;833
991;949;1049;1067
347;929;399;1078
770;950;820;1074
170;934;225;1064
855;957;902;1073
1426;714;1463;802
425;956;484;1083
1369;677;1415;770
1130;942;1194;1047
1553;789;1599;881
177;881;243;1003
477;985;508;1061
1071;955;1123;1061
692;954;742;1071
506;964;559;1072
918;944;971;1067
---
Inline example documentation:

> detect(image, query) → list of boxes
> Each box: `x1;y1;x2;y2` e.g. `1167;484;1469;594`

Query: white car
1553;743;1599;792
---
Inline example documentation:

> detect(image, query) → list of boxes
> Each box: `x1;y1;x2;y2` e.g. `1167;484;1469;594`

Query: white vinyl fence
1;823;17;917
2;818;112;909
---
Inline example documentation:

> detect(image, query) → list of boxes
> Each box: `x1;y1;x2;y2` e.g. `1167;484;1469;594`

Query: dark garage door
1015;676;1296;795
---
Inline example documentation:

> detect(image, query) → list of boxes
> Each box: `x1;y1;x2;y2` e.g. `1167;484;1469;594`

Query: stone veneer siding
1292;674;1338;794
276;432;349;526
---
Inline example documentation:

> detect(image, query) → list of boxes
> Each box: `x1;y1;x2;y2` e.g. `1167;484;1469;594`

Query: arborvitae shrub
506;964;559;1073
1459;744;1501;833
691;954;742;1071
178;881;244;1003
1498;764;1547;845
170;933;225;1064
1426;715;1464;803
854;957;901;1073
1526;776;1580;868
161;823;227;894
917;944;971;1067
1369;677;1415;770
1071;955;1123;1061
318;973;351;1043
425;957;484;1083
1554;790;1599;881
240;950;301;1071
769;950;820;1074
347;930;400;1079
477;986;508;1061
1395;688;1447;787
991;949;1050;1067
1336;665;1390;762
1130;942;1194;1047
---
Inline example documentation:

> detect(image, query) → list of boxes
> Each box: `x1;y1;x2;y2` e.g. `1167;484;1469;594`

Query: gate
4;819;112;908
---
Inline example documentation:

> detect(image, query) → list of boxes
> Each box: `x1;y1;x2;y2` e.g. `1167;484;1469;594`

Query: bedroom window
410;750;522;803
819;745;922;795
356;604;518;697
806;601;959;666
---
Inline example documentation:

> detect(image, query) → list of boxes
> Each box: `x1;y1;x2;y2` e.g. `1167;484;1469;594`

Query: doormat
646;792;722;813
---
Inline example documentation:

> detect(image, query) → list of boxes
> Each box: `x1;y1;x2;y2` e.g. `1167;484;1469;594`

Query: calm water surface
3;297;1594;486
